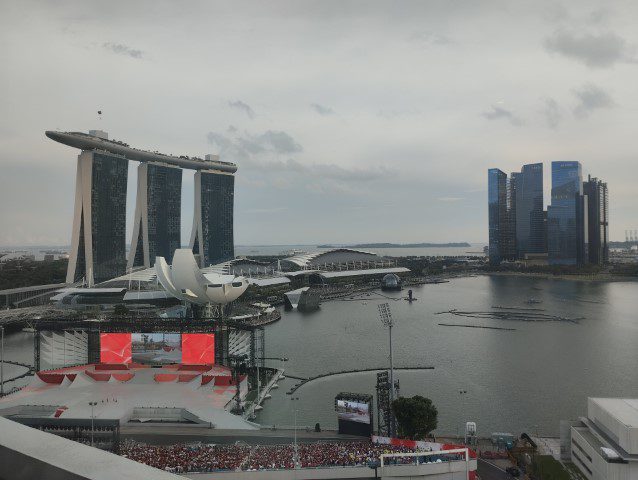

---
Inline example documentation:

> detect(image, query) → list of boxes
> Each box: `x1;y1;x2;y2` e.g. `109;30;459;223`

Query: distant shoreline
317;242;472;249
483;271;638;283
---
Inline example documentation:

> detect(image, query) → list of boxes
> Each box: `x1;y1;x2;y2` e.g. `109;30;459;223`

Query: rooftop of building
45;130;237;173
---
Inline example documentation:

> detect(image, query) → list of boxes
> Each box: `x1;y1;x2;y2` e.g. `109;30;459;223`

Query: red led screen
181;334;215;365
100;333;132;364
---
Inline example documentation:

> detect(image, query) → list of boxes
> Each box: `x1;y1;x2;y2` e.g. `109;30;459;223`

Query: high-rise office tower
547;161;583;265
128;162;182;269
47;130;238;281
191;160;235;267
488;169;509;265
514;163;545;258
67;149;128;284
583;175;609;265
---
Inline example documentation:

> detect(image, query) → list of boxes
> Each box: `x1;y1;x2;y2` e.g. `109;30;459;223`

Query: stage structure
31;317;264;374
335;392;374;437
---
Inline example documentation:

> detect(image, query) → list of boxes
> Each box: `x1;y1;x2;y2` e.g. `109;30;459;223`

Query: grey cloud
208;128;301;160
544;30;633;68
481;105;523;126
588;8;611;25
543;98;562;129
207;127;388;184
311;103;335;115
103;42;143;59
409;31;453;46
228;100;255;119
573;84;614;118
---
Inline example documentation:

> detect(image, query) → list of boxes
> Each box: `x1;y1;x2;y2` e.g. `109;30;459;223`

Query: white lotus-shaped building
155;249;249;305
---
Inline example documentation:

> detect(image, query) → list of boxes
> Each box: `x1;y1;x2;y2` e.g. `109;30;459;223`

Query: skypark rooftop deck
45;131;237;173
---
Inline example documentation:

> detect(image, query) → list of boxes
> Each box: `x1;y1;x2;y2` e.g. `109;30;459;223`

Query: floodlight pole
89;401;97;447
1;326;4;396
378;304;395;403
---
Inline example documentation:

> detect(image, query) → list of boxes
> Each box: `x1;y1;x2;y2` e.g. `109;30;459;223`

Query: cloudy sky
1;0;636;246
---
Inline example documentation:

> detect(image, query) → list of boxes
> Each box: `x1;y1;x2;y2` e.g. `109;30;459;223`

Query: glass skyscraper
583;175;609;265
67;151;128;284
128;162;182;268
547;161;583;265
515;163;545;258
488;168;508;265
191;170;235;267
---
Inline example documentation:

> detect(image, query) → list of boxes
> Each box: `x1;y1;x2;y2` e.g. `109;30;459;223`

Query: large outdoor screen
131;333;181;364
100;333;132;364
182;333;215;364
100;333;215;365
336;399;371;424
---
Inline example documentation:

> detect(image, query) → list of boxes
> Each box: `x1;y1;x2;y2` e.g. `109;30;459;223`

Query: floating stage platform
0;363;258;431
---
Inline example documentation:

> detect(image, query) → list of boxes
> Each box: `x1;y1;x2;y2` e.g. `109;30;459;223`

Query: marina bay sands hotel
46;130;237;285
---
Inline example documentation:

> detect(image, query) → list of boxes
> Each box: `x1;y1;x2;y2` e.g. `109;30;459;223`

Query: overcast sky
1;0;636;246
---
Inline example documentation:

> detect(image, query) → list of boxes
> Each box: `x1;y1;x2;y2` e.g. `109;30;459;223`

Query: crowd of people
119;440;460;473
297;441;418;468
120;441;251;473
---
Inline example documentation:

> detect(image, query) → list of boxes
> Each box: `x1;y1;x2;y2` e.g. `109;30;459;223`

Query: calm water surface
257;275;638;436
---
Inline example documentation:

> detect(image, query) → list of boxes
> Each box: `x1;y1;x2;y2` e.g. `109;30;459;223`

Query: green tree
391;395;438;440
113;304;129;316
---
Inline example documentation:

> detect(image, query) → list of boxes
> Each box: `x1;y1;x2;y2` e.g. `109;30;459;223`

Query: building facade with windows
66;150;128;284
190;167;235;267
563;398;638;480
583;176;609;266
548;161;584;266
515;163;545;258
128;162;182;269
488;169;508;265
47;130;238;284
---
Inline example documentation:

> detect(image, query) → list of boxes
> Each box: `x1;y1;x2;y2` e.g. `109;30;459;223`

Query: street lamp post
1;326;4;396
89;401;97;447
291;396;300;468
459;389;468;442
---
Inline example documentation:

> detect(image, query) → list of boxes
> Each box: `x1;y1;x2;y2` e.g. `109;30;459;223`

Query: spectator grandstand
119;440;463;473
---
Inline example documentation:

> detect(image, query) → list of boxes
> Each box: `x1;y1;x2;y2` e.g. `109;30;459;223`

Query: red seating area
213;376;235;386
85;371;111;382
112;373;135;382
95;363;129;371
37;373;65;384
177;364;212;372
154;374;178;382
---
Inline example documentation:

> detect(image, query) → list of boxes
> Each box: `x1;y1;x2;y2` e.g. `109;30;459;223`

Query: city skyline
1;1;638;246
